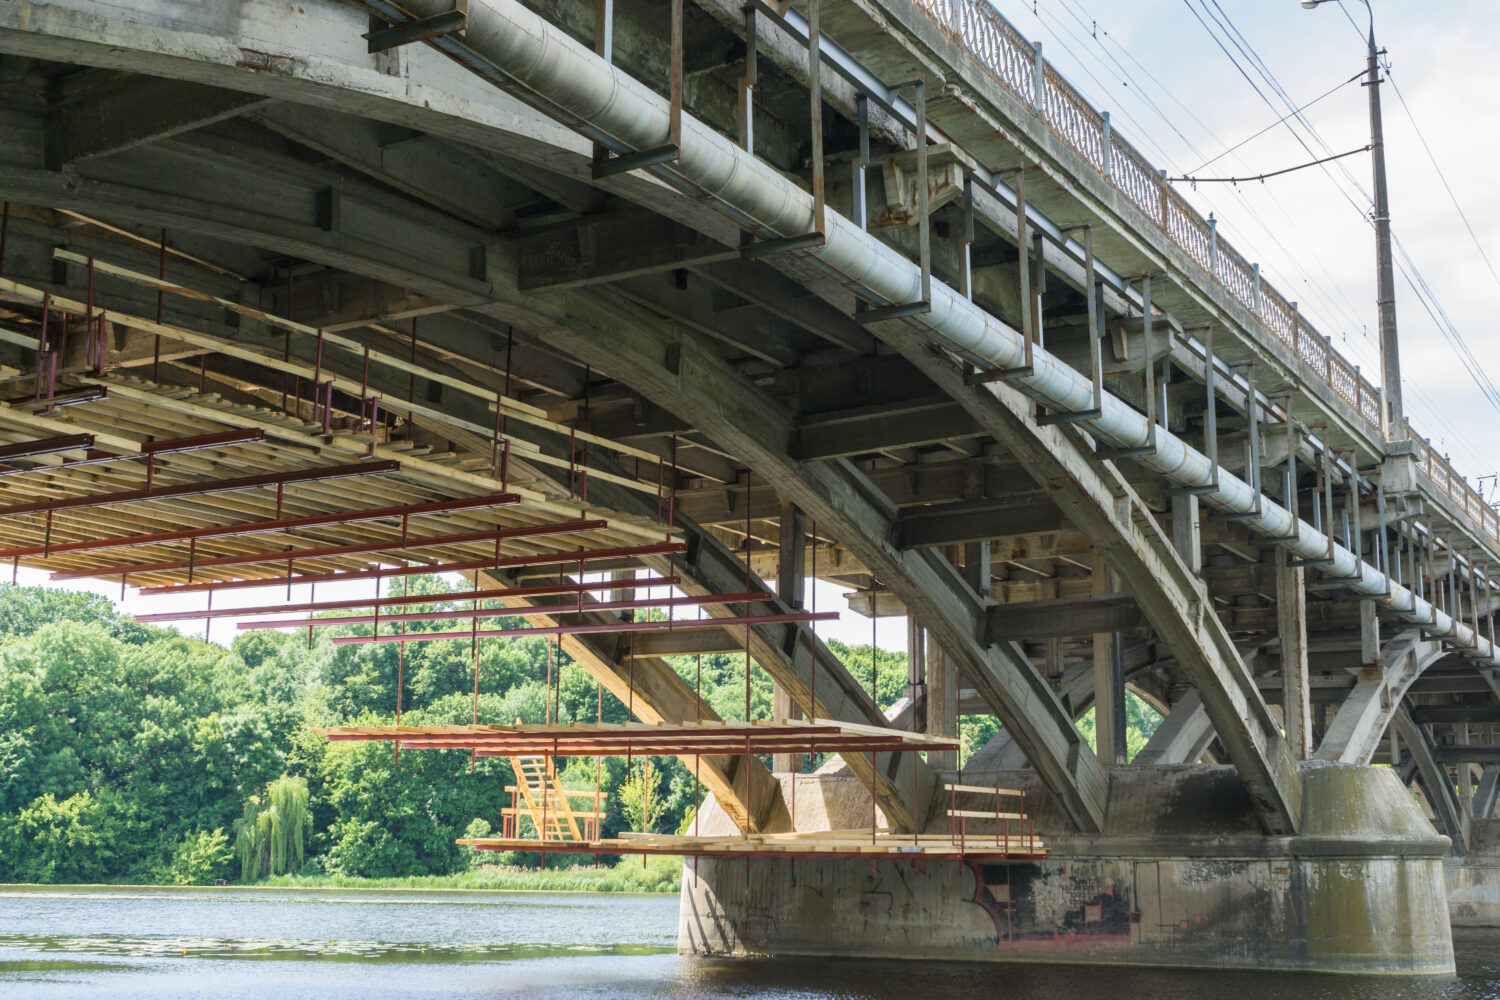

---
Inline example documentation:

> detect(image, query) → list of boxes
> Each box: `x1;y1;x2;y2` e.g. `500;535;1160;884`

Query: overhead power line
1168;145;1371;185
1187;70;1364;175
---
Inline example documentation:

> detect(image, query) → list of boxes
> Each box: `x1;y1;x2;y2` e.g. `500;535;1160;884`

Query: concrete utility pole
1302;0;1403;440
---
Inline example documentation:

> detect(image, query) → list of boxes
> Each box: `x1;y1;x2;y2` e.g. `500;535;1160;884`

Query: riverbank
260;856;681;893
0;857;683;895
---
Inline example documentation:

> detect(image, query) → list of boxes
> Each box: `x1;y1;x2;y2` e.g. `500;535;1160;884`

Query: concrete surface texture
681;764;1455;974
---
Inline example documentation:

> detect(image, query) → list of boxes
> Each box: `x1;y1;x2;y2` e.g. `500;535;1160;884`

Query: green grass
256;856;682;894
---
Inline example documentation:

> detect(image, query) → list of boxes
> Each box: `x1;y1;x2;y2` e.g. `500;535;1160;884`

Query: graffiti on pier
965;861;1140;951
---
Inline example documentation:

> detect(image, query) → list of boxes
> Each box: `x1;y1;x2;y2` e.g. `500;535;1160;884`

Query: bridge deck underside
0;0;1494;839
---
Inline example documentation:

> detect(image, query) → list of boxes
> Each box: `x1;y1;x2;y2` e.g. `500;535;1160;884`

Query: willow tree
234;775;310;881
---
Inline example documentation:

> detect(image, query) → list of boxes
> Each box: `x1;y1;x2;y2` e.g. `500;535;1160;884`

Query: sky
13;1;1496;657
985;0;1500;490
11;567;897;652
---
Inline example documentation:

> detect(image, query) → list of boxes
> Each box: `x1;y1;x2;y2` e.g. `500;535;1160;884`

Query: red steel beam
0;459;400;518
137;541;687;596
0;428;266;480
0;433;94;463
236;589;773;630
132;574;678;624
48;517;607;581
330;610;837;646
463;842;1043;862
2;385;108;411
0;493;521;560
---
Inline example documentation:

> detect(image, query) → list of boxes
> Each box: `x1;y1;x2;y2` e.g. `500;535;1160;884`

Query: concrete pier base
679;763;1454;974
1448;820;1500;926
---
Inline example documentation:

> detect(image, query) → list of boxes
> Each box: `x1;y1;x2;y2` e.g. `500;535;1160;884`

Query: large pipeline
402;0;1496;668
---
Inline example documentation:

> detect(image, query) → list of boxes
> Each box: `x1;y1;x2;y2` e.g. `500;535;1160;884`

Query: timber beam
483;569;786;834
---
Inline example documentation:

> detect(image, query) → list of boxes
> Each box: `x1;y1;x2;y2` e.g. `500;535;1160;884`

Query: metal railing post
1032;41;1045;113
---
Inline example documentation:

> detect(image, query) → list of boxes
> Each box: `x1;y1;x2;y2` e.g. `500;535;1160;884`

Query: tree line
0;580;1158;885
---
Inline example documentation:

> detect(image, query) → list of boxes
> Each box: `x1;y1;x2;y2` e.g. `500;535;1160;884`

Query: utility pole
1365;22;1402;440
1304;0;1402;440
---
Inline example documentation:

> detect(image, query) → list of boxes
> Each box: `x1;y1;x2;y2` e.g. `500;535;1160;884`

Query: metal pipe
401;0;1499;667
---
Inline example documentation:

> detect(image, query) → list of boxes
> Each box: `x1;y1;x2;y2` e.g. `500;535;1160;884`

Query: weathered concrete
681;764;1454;974
1447;820;1500;927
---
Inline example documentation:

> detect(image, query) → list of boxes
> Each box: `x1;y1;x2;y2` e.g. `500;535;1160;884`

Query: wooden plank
49;250;664;464
943;783;1026;796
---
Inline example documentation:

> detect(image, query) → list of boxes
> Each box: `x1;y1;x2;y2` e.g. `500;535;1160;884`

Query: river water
1;885;1497;999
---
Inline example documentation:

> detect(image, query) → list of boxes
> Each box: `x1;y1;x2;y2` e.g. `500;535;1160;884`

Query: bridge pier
1448;820;1500;926
680;765;1453;974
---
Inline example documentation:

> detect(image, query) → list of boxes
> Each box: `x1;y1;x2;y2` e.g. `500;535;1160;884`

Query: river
1;885;1497;999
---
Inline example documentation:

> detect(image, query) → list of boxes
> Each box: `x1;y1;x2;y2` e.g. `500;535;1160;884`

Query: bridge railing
912;0;1495;545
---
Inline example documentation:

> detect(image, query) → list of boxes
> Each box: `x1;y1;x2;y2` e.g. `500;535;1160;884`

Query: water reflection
0;886;1495;999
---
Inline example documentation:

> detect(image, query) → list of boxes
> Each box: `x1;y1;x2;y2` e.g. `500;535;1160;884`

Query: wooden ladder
503;755;602;842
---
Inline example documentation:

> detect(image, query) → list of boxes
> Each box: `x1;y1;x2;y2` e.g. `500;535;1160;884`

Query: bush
166;829;233;885
0;791;114;884
462;818;492;870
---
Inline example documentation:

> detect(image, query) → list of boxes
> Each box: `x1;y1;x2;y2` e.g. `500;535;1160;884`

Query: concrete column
1276;550;1313;759
1091;551;1125;764
1360;599;1380;664
906;615;926;701
1045;636;1063;680
926;638;957;769
1459;724;1474;819
610;569;636;621
776;502;806;610
1171;491;1202;575
961;541;991;599
927;547;960;770
772;502;806;772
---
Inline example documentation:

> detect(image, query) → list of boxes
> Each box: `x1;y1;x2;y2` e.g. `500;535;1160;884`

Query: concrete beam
1395;705;1468;850
48;74;270;167
1477;766;1499;821
870;330;1302;834
895;495;1068;548
1412;704;1500;725
1132;690;1214;765
514;211;734;291
1315;632;1445;765
984;593;1141;642
793;400;981;460
1436;746;1500;766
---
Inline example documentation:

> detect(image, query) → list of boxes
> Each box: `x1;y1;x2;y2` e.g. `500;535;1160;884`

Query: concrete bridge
0;0;1495;973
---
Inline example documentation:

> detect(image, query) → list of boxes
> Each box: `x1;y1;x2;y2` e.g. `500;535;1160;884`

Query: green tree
165;828;234;885
0;791;115;883
233;775;311;881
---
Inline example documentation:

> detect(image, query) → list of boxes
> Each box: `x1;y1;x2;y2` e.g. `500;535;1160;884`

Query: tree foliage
0;580;1164;884
234;775;311;880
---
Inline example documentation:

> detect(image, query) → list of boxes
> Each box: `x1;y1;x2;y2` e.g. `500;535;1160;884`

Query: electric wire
1177;0;1500;464
1022;0;1373;339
